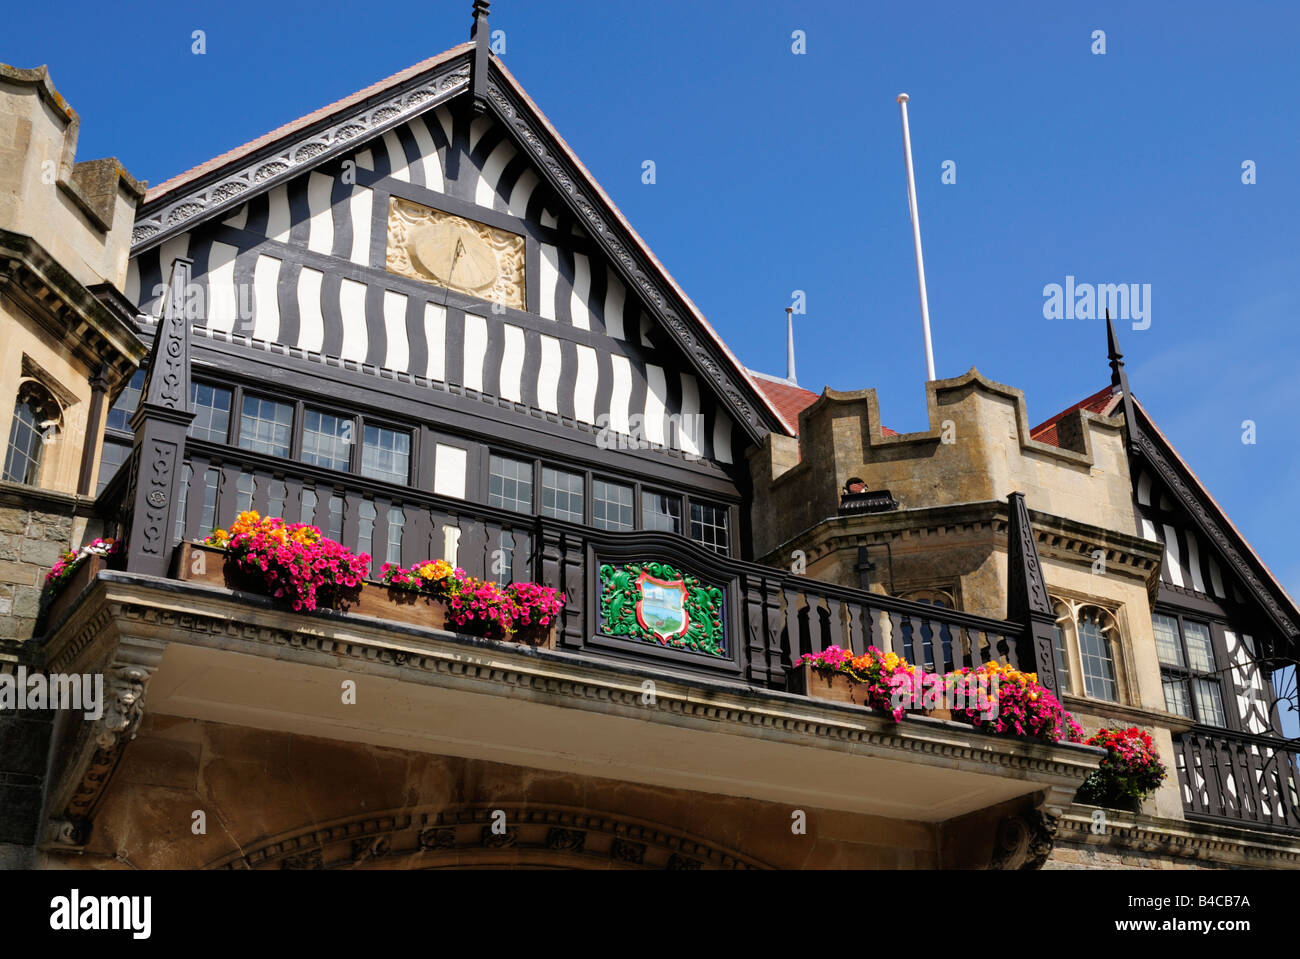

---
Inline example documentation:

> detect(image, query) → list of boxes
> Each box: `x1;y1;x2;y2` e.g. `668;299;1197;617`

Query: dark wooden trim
483;67;779;442
1133;404;1299;646
185;335;740;496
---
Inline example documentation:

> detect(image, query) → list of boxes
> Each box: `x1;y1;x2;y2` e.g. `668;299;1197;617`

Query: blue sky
10;0;1299;609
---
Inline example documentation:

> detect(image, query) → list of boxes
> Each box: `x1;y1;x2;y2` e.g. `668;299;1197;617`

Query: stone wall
43;715;946;870
0;700;53;867
0;488;85;643
748;368;1136;560
0;65;142;292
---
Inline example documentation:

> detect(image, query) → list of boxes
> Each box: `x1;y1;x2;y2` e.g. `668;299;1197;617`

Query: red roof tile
748;376;818;432
1030;385;1118;447
747;374;899;438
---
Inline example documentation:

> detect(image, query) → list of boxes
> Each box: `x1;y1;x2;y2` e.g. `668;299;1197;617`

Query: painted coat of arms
599;562;725;656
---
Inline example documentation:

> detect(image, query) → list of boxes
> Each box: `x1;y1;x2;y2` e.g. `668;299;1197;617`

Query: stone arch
204;802;770;870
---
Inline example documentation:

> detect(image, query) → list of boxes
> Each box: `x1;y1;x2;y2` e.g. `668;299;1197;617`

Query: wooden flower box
44;555;108;626
172;542;555;648
786;662;876;707
785;662;952;720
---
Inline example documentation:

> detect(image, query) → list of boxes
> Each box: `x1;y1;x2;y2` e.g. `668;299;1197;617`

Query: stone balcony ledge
38;571;1104;849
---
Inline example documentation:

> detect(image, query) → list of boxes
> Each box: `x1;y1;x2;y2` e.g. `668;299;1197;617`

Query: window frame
188;380;235;445
1076;607;1120;703
1153;607;1234;730
539;463;586;524
358;419;414;486
235;391;296;459
640;487;684;535
479;447;736;549
1049;597;1126;705
687;497;732;556
487;451;536;514
591;476;635;531
4;380;62;487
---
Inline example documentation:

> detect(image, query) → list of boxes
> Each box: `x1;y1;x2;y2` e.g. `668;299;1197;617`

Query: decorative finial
470;0;491;114
1104;309;1141;459
1106;309;1124;389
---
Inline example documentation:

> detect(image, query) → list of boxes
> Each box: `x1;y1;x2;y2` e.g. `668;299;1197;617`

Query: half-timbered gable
112;42;787;567
1047;331;1300;831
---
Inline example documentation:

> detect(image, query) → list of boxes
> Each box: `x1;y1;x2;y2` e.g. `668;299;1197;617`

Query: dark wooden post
124;258;195;576
743;571;784;687
1006;491;1060;697
537;519;585;650
470;1;491;114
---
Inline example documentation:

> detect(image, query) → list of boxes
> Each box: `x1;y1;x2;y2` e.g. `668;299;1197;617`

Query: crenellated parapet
748;367;1136;561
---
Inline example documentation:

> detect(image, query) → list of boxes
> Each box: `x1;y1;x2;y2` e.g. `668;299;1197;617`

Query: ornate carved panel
385;197;525;308
208;804;766;870
131;63;470;250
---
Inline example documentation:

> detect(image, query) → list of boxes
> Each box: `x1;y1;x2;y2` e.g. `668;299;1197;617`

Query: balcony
22;432;1107;853
33;292;1104;863
1174;726;1300;833
90;437;1039;691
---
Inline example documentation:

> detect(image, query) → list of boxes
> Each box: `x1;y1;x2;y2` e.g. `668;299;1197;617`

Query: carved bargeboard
386;197;525;308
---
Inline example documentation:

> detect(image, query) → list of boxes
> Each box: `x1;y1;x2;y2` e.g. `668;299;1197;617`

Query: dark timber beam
1007;492;1060;698
125;258;195;576
76;363;110;496
470;0;491;115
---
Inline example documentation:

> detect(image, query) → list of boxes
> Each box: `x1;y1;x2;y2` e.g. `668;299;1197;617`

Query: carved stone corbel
41;635;165;850
987;786;1075;870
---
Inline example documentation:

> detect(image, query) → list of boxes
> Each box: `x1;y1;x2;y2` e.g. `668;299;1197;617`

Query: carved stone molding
96;587;1102;784
131;62;471;252
1055;807;1300;869
208;803;766;870
987;787;1073;870
386;196;525;307
41;635;165;849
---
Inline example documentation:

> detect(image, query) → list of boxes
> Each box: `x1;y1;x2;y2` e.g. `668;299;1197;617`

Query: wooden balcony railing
1174;727;1300;833
93;436;1036;692
102;266;1059;698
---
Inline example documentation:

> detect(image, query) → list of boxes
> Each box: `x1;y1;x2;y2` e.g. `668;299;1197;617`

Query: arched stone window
3;380;62;485
897;587;956;609
1048;597;1124;704
1077;606;1121;702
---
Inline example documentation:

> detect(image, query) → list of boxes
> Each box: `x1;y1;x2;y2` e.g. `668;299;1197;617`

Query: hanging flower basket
1075;727;1167;811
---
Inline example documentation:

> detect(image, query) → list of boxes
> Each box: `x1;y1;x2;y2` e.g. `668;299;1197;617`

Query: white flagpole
897;93;936;382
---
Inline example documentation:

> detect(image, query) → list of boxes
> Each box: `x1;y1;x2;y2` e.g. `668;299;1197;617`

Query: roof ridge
135;42;793;440
145;43;473;204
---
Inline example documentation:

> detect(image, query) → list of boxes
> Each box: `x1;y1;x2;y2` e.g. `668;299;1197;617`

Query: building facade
2;6;1297;870
0;63;146;864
